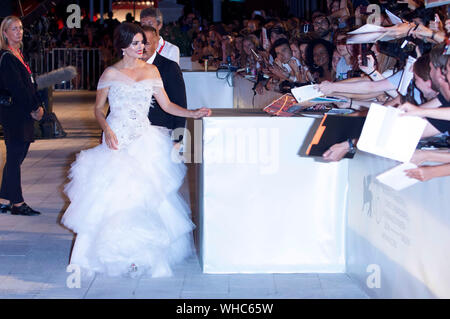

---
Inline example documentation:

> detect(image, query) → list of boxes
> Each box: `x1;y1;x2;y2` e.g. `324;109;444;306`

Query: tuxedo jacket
149;53;187;141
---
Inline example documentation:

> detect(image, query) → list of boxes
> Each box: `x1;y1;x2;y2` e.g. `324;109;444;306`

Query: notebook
306;114;366;158
262;94;299;116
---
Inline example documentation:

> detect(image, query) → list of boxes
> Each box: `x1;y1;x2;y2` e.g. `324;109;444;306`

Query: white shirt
282;56;301;73
146;51;157;65
157;36;180;65
335;57;352;81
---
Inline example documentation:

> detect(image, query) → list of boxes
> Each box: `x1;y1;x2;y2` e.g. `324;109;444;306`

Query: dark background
2;0;328;21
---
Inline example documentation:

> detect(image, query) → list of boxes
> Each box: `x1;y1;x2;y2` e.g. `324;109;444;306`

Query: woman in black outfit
0;16;44;216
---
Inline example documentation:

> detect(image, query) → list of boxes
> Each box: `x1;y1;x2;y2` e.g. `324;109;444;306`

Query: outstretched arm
153;85;211;119
317;78;396;96
409;149;450;165
405;163;450;182
151;66;211;119
399;102;450;120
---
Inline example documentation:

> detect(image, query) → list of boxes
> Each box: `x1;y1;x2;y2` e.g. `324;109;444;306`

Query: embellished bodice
97;67;164;147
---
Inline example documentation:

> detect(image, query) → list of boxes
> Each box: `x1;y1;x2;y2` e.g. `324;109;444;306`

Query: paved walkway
0;91;369;299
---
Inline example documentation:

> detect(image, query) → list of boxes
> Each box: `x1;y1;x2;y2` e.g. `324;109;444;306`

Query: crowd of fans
17;0;450;182
183;0;449;182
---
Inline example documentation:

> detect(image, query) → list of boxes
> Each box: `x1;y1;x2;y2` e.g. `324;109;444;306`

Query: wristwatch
347;138;356;155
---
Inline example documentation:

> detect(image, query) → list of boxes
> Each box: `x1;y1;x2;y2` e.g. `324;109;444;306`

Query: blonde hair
0;16;22;50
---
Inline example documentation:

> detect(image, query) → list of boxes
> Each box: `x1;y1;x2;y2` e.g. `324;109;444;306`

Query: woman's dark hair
413;53;431;82
113;22;145;54
268;26;287;40
269;37;290;60
305;38;334;77
289;36;314;48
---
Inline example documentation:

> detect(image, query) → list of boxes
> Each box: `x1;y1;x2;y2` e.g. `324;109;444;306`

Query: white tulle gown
62;67;195;277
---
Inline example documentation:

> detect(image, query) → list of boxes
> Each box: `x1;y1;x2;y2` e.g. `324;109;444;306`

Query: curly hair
305;38;334;78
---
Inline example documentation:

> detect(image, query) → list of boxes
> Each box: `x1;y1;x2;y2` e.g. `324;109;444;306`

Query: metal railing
29;48;104;91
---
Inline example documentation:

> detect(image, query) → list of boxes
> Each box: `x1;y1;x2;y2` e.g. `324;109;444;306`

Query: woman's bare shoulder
101;64;118;77
142;62;161;78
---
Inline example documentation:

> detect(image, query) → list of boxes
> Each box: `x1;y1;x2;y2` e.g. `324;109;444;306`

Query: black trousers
0;140;30;204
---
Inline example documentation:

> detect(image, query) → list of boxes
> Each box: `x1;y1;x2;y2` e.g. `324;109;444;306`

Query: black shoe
11;203;41;216
0;203;11;214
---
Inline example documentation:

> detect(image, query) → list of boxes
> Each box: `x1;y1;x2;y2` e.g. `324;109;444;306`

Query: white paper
291;85;324;103
348;24;386;34
347;33;385;44
386;9;403;25
425;0;450;9
357;103;427;162
346;31;396;44
398;56;417;96
376;162;419;190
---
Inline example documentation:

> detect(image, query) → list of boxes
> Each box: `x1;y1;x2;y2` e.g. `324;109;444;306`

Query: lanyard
157;39;165;54
8;45;32;75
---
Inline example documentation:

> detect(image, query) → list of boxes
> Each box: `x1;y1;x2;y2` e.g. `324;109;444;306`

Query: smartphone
361;44;368;67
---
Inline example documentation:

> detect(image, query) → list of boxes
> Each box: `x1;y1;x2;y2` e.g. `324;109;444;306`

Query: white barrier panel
179;57;204;71
233;75;283;109
346;152;450;298
182;71;283;110
182;71;234;109
199;115;347;273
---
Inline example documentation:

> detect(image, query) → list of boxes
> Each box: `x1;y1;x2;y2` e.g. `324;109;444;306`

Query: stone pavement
0;91;369;299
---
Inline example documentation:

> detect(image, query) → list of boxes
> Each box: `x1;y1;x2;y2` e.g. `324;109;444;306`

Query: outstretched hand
398;102;423;117
404;166;435;182
322;141;350;162
316;81;334;95
191;107;212;119
358;54;376;75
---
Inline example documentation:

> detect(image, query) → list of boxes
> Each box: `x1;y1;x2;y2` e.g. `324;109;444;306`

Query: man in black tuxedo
142;25;187;143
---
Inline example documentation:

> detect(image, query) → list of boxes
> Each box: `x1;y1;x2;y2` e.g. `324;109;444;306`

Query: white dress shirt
146;51;157;65
157;36;180;65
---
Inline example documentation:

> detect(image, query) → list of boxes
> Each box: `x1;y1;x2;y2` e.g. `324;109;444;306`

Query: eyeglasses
313;18;328;26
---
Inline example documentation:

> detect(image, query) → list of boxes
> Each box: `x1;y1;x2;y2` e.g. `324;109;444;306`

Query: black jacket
0;50;40;142
149;53;187;140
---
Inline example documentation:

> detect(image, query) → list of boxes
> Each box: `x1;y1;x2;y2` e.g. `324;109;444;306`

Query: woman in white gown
61;23;211;278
